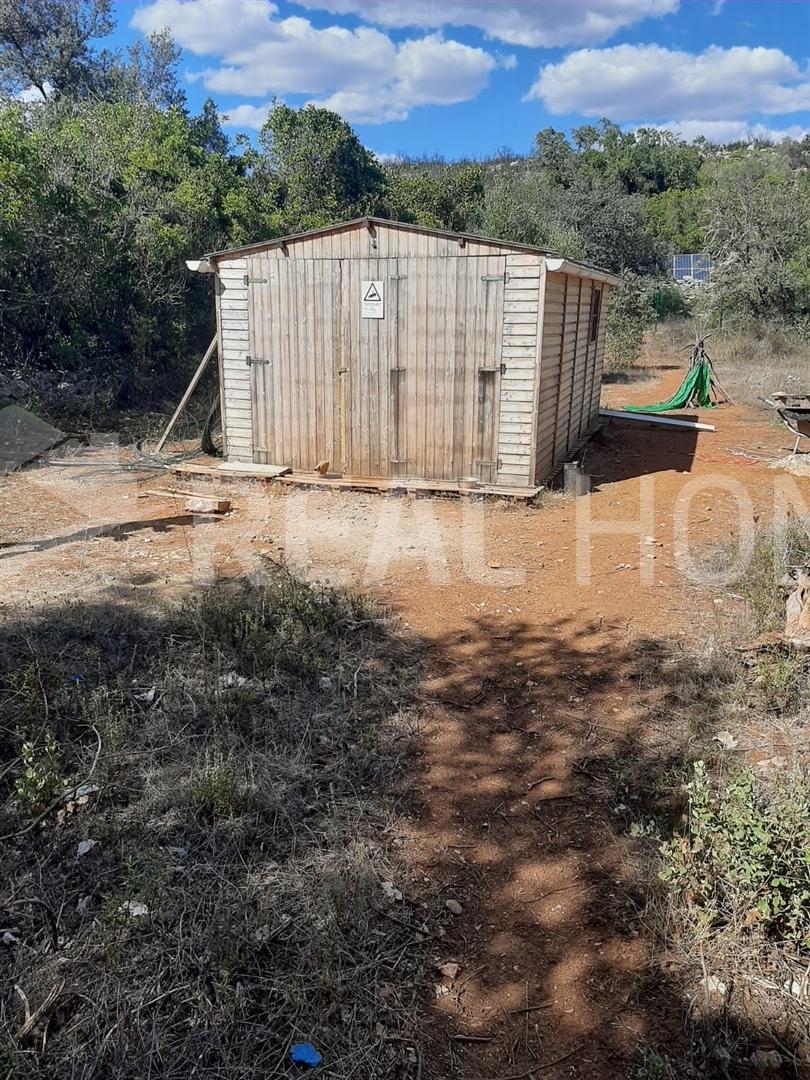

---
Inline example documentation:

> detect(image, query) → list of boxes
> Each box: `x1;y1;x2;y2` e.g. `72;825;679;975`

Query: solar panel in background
671;253;711;283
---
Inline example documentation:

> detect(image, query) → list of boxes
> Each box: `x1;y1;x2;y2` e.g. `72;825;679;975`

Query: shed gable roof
204;216;548;261
202;216;621;285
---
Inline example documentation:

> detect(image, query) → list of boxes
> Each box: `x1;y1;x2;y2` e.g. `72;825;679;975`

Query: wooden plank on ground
171;461;291;478
139;488;231;513
217;461;292;476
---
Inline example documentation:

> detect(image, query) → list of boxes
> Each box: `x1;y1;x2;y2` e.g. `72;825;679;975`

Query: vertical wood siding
249;257;341;470
533;274;566;481
369;253;502;482
216;258;252;461
534;273;611;481
588;288;609;427
240;251;508;482
211;222;612;488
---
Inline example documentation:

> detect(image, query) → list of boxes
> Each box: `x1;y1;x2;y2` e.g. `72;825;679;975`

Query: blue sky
111;0;810;158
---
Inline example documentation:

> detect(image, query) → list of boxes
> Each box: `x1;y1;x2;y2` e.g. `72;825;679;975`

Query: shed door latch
245;355;269;366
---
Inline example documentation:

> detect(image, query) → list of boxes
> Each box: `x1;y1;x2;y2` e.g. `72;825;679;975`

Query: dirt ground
2;333;809;1077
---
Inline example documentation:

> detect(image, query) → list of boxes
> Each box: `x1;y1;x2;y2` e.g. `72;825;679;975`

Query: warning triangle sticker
363;282;382;302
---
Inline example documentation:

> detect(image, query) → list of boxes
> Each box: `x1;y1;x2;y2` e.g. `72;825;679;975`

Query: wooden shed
192;217;620;494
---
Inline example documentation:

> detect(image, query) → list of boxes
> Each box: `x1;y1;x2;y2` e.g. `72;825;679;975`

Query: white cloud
200;21;397;97
656;119;809;144
368;149;402;163
16;80;54;102
132;0;281;54
309;33;497;123
312;33;497;123
527;44;810;121
295;0;678;47
495;53;518;72
220;101;274;129
132;0;497;123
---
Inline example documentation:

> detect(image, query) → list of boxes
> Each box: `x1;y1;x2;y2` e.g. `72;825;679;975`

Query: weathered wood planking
211;221;616;490
589;289;609;425
249;257;341;470
244;221;519;261
376;254;507;483
532;270;613;480
496;254;543;485
216;257;252;461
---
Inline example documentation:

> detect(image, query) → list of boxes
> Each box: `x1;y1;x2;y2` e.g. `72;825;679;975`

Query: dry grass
657;318;810;408
0;569;430;1079
619;518;810;1074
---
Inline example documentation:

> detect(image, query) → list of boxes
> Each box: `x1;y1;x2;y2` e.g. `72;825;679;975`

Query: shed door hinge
481;274;504;283
243;274;269;285
245;355;269;366
476;458;501;468
478;363;506;375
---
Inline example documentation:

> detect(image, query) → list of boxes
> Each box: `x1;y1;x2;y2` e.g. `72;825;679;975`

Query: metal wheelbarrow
770;392;810;454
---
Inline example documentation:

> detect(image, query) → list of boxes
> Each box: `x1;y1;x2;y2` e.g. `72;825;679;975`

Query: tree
569;120;703;195
191;98;229;156
702;151;810;319
259;103;387;231
386;163;485;232
483;163;662;274
645;187;704;254
0;0;112;100
532;127;574;186
99;30;186;110
0;1;185;110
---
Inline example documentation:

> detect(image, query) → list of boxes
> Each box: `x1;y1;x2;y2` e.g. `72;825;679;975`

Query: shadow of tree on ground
413;613;799;1079
0;580;800;1079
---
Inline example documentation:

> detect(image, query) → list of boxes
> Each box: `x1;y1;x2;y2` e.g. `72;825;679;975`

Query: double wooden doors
247;255;506;482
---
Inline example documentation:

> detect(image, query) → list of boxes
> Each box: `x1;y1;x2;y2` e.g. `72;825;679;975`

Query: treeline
1;0;809;413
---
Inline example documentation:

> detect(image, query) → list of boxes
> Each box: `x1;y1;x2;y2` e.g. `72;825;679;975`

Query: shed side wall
216;258;253;461
534;273;566;481
588;288;609;428
534;273;611;481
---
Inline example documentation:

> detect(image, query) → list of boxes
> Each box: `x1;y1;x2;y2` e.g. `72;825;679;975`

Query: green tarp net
624;360;715;413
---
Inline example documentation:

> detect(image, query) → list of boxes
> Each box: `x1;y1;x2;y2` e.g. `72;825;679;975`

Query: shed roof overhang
544;257;622;288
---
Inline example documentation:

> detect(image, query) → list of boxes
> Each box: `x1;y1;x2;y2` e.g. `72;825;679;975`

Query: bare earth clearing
2;335;809;1077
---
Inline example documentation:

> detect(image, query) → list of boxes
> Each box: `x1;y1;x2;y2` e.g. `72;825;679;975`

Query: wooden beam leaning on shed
155;335;218;454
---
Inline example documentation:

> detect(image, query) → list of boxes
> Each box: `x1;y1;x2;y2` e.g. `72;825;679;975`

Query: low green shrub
15;730;61;811
660;761;810;949
191;751;248;819
605;277;654;373
652;283;692;320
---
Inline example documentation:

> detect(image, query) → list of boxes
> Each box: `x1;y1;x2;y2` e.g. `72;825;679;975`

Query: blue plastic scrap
290;1043;322;1069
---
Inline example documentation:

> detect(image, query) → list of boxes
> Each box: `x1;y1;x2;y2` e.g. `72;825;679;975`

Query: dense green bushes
3;3;810;411
0;101;247;406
